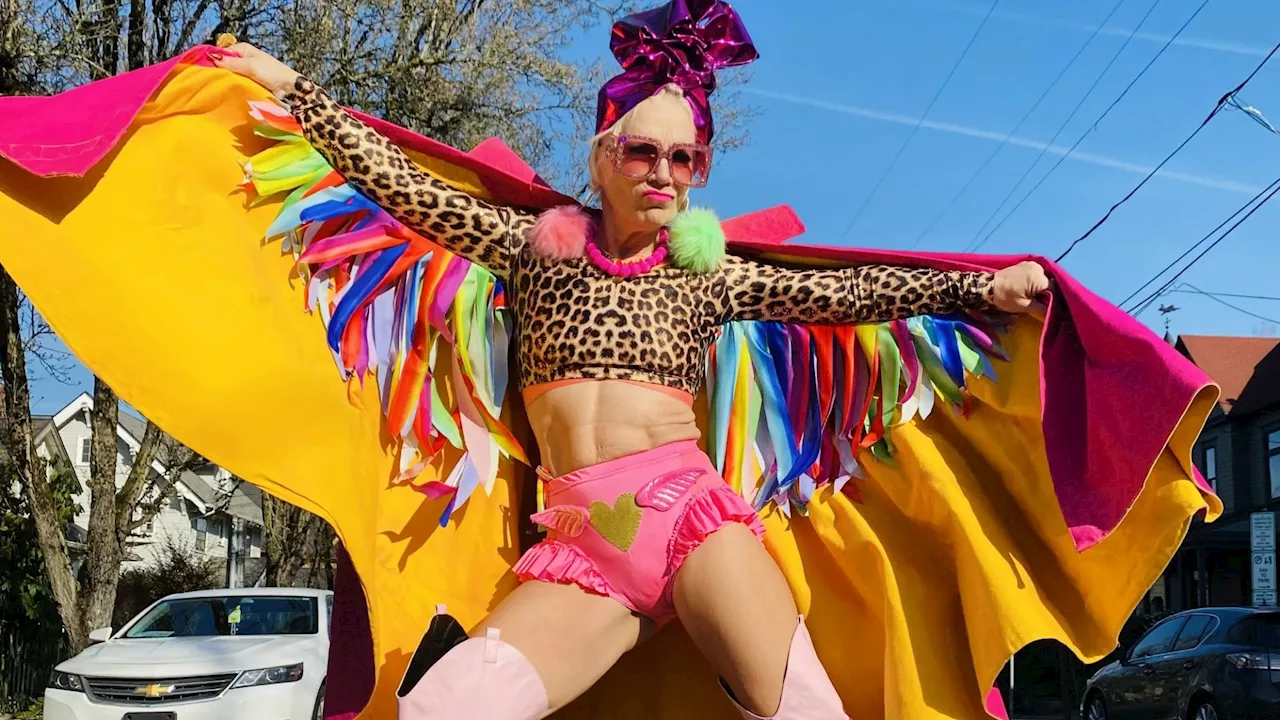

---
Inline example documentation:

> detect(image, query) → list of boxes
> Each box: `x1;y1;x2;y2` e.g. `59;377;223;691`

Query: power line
906;0;1128;249
1171;283;1280;324
1167;288;1280;302
963;0;1167;253
1117;175;1280;309
836;0;1001;243
1058;39;1280;262
1127;174;1280;316
1000;0;1217;257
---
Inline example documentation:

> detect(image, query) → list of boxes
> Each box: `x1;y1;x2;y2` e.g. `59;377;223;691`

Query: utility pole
225;517;244;588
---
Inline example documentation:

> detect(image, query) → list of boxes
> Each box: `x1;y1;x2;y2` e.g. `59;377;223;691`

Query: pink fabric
727;619;849;719
985;688;1009;720
512;538;622;599
397;634;548;720
665;484;765;582
515;440;761;623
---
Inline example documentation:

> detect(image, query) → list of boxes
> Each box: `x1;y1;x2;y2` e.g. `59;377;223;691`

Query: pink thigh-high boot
724;617;849;720
397;608;549;720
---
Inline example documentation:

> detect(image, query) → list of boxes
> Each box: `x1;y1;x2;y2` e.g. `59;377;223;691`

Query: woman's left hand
991;261;1050;314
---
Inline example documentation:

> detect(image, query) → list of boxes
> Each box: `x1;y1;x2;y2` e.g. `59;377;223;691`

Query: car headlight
48;670;84;692
231;664;304;689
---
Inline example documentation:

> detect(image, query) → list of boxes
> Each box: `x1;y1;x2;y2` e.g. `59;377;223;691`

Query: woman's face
596;91;699;233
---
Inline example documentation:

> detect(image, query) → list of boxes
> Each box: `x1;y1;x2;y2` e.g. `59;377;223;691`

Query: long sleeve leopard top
282;76;535;276
284;77;996;394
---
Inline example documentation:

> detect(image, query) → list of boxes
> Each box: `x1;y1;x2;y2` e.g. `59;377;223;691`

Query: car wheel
1192;698;1219;720
1086;695;1107;720
313;680;325;720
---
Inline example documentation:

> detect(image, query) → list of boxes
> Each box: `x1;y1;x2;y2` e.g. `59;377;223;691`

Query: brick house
1144;335;1280;612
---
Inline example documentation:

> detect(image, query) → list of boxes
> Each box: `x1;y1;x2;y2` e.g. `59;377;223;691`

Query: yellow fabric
0;66;1217;719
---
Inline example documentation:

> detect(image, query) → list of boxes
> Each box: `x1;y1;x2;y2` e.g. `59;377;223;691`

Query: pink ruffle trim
666;485;766;577
513;539;620;600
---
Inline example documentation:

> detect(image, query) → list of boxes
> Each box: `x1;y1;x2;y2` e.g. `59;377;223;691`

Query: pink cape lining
1;50;1212;720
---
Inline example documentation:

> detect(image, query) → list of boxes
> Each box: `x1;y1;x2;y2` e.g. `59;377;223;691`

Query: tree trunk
126;0;146;71
80;378;122;638
0;266;86;649
262;493;312;587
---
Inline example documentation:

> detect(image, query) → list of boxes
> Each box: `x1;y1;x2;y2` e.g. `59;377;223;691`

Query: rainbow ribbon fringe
707;314;1010;514
240;101;1010;522
241;101;524;527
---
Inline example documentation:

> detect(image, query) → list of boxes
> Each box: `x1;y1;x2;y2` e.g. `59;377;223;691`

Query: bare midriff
523;379;700;477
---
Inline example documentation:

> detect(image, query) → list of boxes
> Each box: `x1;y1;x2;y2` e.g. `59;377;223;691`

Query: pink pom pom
527;205;592;260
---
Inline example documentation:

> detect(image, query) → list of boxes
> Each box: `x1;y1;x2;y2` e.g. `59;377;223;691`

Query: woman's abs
524;379;701;476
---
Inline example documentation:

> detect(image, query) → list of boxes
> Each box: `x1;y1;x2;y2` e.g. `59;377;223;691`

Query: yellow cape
0;61;1220;718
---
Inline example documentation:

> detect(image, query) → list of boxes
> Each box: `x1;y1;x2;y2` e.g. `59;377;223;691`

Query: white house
42;393;264;581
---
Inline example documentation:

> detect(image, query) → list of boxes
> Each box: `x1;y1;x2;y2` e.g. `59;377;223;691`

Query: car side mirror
88;627;112;643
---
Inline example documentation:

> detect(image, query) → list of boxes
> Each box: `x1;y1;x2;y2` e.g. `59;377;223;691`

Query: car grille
83;673;238;705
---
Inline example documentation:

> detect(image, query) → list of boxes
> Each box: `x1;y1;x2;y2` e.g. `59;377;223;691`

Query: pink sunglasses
605;135;713;188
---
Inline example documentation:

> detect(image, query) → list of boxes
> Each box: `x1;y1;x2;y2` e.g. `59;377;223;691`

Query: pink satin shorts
513;440;765;624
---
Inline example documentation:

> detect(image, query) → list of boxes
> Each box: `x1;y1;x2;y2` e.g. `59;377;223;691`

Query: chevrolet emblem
134;683;174;698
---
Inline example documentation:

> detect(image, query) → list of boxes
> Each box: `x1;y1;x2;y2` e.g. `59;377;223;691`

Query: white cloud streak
925;1;1269;57
746;88;1260;195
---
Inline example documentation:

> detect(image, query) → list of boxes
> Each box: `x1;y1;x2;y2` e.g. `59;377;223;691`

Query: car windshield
124;595;318;638
1230;613;1280;648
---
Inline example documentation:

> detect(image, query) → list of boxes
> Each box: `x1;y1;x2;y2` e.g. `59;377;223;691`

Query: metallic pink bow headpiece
596;0;758;143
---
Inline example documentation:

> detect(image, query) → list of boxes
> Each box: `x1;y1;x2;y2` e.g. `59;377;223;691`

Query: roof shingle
1178;335;1280;416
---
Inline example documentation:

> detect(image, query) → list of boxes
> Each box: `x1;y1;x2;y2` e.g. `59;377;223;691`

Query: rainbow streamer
242;98;1010;521
709;313;1009;512
241;101;521;526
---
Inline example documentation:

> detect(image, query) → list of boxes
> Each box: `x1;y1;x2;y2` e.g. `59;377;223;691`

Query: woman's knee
472;581;643;712
398;628;548;720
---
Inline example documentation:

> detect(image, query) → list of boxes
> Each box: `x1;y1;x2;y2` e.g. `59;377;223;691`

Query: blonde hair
588;84;694;212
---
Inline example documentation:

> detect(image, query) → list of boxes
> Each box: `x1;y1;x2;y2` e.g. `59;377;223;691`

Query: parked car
44;587;332;720
1083;607;1280;720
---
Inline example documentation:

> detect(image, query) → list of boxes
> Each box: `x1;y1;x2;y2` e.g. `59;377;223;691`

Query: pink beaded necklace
584;224;670;278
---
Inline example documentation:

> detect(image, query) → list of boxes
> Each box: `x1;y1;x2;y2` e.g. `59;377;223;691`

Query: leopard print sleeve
280;76;534;277
718;255;995;324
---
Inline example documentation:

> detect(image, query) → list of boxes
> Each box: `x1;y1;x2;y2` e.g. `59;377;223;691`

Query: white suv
44;587;332;720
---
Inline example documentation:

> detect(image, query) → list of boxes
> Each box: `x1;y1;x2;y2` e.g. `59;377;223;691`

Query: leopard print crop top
282;77;997;395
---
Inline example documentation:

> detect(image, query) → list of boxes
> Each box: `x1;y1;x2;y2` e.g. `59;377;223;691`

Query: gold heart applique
589;493;642;552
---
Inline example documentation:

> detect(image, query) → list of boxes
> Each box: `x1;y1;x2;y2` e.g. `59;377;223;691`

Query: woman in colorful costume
212;0;1056;715
0;0;1222;718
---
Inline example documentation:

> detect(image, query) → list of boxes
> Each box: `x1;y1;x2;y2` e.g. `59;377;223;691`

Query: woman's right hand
210;43;302;99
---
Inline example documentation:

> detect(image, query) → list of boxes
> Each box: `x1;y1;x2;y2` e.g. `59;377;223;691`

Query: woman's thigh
672;523;798;717
473;579;647;713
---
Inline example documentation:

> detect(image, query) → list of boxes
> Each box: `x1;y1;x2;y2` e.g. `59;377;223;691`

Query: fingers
209;53;252;75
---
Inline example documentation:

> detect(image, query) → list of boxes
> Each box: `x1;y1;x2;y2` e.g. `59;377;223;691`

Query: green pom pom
668;207;726;274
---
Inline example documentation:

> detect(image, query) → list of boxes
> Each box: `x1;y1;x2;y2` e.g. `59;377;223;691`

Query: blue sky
26;0;1280;413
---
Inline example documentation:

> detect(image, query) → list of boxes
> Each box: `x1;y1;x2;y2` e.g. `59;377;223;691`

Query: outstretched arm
718;255;998;324
215;44;534;277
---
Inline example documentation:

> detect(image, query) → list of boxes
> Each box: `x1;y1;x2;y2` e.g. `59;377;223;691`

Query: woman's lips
644;190;674;202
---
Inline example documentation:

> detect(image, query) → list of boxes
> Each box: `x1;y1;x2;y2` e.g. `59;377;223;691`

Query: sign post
1253;512;1276;607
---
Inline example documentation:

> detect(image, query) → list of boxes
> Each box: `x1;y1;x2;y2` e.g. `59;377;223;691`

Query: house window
194;517;208;551
1269;430;1280;499
1201;446;1217;492
77;437;91;465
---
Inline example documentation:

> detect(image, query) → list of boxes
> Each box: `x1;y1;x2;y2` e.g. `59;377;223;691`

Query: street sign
1254;552;1277;592
1253;512;1276;552
1255;591;1277;607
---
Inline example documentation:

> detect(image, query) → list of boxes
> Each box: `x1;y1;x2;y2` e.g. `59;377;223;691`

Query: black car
1083;607;1280;719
